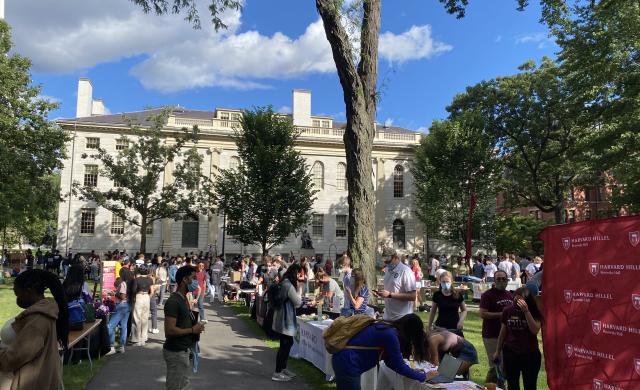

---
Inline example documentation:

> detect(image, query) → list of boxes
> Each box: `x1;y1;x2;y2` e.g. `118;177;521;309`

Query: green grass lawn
0;278;105;390
228;301;550;390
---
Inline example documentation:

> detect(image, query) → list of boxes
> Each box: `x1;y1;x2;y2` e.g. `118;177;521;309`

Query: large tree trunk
317;0;380;289
139;215;147;254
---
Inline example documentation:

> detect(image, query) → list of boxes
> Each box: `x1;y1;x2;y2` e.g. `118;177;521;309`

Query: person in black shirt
428;271;468;336
164;266;204;390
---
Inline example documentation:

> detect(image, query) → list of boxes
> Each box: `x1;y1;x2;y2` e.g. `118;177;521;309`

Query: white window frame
337;162;347;191
84;165;99;187
110;212;125;235
312;161;324;189
86;137;100;149
80;208;96;235
336;215;347;238
115;138;129;150
311;214;324;238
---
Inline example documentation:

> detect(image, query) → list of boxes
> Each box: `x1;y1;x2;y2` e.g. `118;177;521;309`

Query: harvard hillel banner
539;215;640;390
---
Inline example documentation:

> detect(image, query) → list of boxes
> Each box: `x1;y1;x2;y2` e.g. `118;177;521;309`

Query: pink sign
102;260;117;292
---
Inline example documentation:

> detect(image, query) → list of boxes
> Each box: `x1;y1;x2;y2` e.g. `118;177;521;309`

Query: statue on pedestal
301;230;314;249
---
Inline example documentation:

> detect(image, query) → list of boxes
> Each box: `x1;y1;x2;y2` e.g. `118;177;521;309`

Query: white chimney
91;99;105;116
0;0;5;20
76;78;93;118
292;89;312;127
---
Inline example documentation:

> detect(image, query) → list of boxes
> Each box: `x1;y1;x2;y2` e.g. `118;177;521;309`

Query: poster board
539;216;640;389
101;260;117;292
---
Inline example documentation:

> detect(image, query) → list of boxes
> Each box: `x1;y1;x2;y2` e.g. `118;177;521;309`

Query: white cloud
495;35;503;43
6;1;451;92
416;126;430;134
383;118;394;127
515;32;555;49
379;25;452;64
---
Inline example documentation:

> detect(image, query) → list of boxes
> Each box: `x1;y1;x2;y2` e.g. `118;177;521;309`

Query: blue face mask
386;262;398;272
188;279;198;292
441;282;452;290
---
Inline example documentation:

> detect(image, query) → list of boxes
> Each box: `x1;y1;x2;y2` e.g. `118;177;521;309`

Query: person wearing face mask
427;271;467;336
479;270;513;385
373;254;417;321
163;265;205;390
493;287;542;390
0;269;68;390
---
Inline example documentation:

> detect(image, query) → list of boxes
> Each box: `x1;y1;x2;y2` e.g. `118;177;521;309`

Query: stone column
161;160;175;254
207;148;222;254
374;157;387;251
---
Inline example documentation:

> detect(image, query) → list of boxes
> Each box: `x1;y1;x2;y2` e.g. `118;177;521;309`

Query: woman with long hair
271;264;302;382
0;269;69;390
63;264;91;303
493;287;542;390
332;313;437;389
428;271;467;336
344;268;369;315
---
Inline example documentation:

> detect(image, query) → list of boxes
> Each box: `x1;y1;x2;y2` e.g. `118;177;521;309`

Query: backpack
322;315;378;354
267;283;287;309
68;298;87;330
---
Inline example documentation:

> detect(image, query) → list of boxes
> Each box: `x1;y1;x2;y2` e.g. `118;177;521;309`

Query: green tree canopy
75;112;215;253
412;117;498;256
448;59;592;223
0;21;68;248
213;107;316;257
496;214;549;257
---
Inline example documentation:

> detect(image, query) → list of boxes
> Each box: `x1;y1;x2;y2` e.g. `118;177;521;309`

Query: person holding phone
493;287;542;390
373;254;416;321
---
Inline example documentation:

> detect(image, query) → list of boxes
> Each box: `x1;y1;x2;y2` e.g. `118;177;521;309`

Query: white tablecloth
291;319;334;380
377;361;496;390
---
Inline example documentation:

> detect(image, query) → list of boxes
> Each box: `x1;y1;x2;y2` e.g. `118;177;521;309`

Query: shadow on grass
226;302;336;390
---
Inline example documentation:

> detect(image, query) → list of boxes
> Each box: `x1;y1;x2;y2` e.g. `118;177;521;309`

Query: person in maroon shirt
494;287;542;390
479;270;513;384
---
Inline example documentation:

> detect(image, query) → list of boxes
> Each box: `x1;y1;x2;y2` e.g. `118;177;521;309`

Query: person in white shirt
526;256;543;279
484;259;498;282
374;254;416;321
497;256;513;279
429;256;440;281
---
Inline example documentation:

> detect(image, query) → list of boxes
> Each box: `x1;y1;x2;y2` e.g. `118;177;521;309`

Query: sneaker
118;346;125;354
150;329;160;334
105;347;117;356
281;369;297;378
271;372;292;382
201;319;208;324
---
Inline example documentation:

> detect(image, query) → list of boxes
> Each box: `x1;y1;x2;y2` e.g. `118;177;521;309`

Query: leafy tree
448;59;592;223
543;1;640;212
213;107;316;257
495;214;548;257
75;112;215;253
0;21;68;250
412;118;498;257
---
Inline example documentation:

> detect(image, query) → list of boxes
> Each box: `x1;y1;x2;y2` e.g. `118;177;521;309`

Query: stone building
56;79;425;260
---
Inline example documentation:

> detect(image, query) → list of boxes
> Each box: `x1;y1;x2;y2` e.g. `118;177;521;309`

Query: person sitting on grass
0;269;69;390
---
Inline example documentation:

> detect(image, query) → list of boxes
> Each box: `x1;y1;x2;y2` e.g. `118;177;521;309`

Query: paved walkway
88;301;310;390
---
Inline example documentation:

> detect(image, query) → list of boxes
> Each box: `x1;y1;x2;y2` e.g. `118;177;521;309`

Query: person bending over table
426;328;479;377
332;314;438;390
428;271;467;336
314;268;344;313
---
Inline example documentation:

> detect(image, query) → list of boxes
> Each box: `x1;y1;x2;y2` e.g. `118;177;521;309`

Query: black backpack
267;282;287;309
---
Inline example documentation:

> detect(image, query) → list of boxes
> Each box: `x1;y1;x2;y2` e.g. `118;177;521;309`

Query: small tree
213;107;316;257
495;214;548;257
75;112;215;253
412;118;498;257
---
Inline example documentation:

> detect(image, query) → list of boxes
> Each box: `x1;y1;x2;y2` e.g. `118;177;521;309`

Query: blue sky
5;0;557;132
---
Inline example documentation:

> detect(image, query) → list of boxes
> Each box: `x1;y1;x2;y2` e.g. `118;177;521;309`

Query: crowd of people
0;247;544;390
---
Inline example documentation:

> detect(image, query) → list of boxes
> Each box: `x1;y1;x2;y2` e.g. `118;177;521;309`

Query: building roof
60;108;419;135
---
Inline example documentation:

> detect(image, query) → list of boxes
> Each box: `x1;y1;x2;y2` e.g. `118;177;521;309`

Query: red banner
539;216;640;390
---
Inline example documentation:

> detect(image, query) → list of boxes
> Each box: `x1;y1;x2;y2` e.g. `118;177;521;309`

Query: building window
115;138;129;150
336;163;347;191
321;120;330;128
392;219;406;249
181;217;199;248
220;112;230;120
336;215;347;238
86;137;100;149
311;214;324;238
110;212;124;235
393;165;404;198
80;209;96;234
584;187;592;202
229;156;240;170
146;223;153;235
84;165;98;187
231;113;241;121
113;178;122;188
312;119;320;127
585;209;592;220
312;161;324;189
